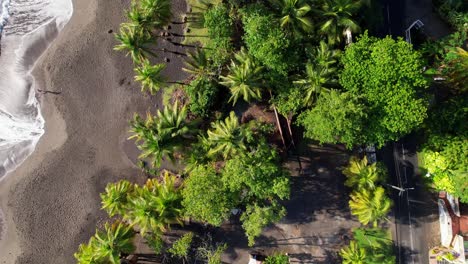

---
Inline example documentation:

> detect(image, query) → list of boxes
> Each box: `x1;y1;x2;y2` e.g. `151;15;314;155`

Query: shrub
168;232;194;258
204;4;234;66
264;253;290;264
184;76;218;117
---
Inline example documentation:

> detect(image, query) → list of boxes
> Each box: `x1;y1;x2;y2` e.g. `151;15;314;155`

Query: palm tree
124;174;184;234
129;101;197;168
114;24;158;63
134;59;167;94
270;0;313;37
349;187;392;227
340;241;367;264
203;111;253;159
183;48;215;79
220;49;264;105
74;222;136;264
342;156;384;190
100;180;134;217
294;62;336;106
312;40;340;70
318;0;362;46
140;0;173;29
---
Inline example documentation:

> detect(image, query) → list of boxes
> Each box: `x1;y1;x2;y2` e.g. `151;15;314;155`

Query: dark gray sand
0;0;188;262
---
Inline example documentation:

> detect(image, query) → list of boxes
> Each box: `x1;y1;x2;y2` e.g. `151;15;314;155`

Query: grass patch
183;0;221;46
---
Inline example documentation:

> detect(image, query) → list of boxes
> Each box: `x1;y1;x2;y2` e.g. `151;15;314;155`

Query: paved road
379;137;439;264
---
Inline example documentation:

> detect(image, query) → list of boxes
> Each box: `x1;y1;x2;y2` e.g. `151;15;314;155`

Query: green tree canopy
222;142;290;201
241;202;286;246
204;4;235;66
241;4;298;75
340;32;428;146
297;90;367;148
182;165;235;226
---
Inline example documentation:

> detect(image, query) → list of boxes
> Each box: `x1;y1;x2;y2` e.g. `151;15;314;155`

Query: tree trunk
269;90;286;149
286;113;296;149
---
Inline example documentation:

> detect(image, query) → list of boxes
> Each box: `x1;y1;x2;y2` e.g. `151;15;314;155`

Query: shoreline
0;0;189;262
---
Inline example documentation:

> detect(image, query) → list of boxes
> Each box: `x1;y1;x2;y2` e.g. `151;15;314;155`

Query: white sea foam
0;0;73;180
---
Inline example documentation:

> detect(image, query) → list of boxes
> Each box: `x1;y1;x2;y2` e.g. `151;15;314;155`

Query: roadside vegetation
74;0;467;262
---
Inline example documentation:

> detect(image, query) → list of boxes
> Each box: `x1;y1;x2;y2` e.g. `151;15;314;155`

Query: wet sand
0;0;187;262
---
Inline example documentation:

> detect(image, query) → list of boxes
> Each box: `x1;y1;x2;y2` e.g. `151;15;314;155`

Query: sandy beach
0;0;187;262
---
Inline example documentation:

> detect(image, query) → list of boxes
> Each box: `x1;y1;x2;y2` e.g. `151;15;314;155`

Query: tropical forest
73;0;467;263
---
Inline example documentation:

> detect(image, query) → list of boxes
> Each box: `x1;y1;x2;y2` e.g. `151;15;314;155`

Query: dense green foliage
184;76;219;117
241;203;286;246
182;165;234;225
168;232;194;258
241;4;298;75
298;91;367;148
340;32;428;146
204;4;234;66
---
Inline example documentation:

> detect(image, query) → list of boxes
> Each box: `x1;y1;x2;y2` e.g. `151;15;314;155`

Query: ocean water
0;0;73;180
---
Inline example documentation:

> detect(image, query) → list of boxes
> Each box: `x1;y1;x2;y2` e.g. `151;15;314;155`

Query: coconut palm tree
340;241;367;264
75;222;136;264
124;174;184;235
270;0;313;37
134;59;168;94
220;49;264;105
318;0;362;46
129;101;197;168
183;48;215;79
100;180;134;217
349;187;392;227
140;0;173;29
312;40;340;71
294;62;337;106
203;111;253;159
342;156;384;190
114;24;158;63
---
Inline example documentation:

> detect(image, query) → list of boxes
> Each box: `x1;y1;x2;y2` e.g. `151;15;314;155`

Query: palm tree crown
129;101;197;168
134;59;167;94
100;180;134;217
340;241;367;264
74;222;136;264
318;0;362;45
124;174;184;234
349;187;392;227
140;0;173;29
343;156;385;190
203;111;253;159
183;48;215;79
271;0;313;37
295;41;339;106
114;24;156;63
220;49;264;105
